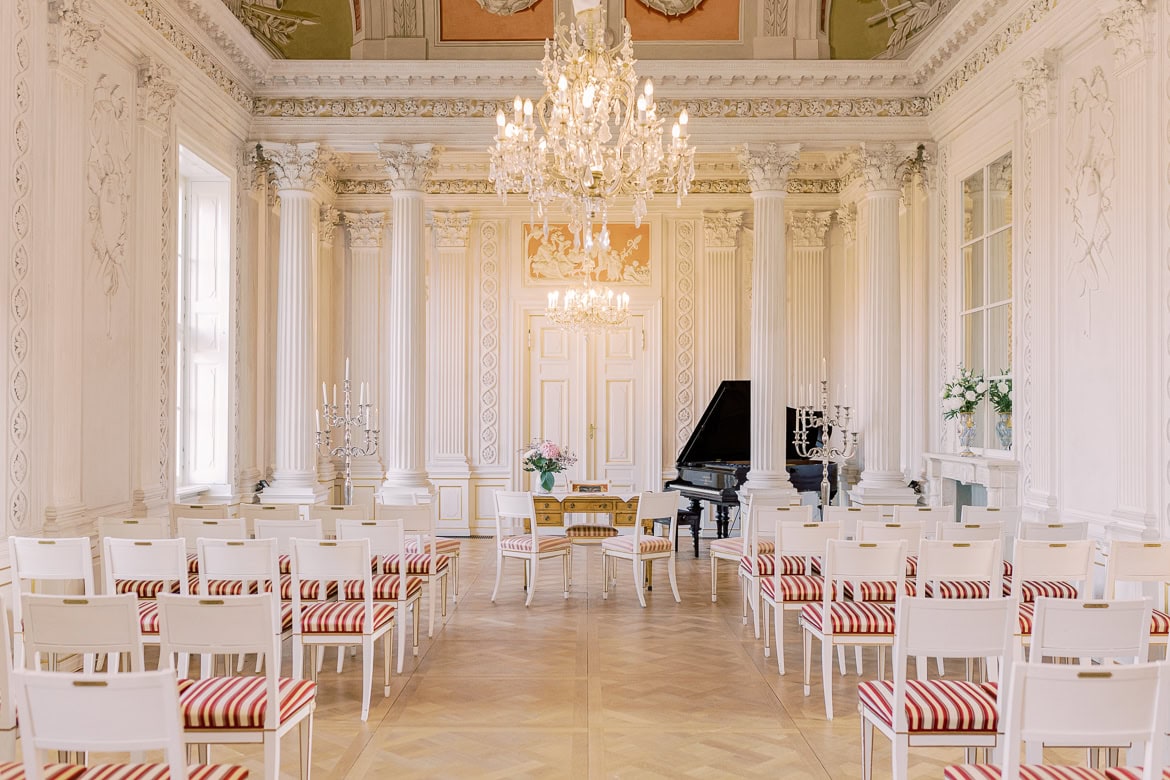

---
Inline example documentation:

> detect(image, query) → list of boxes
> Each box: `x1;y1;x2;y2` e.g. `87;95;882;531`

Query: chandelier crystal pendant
488;0;696;240
545;229;631;332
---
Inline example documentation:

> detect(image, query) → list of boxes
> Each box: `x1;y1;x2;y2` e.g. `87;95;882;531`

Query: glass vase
995;413;1013;450
539;471;556;493
957;412;977;457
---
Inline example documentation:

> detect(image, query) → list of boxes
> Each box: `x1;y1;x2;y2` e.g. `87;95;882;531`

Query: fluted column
787;211;832;402
378;143;439;497
850;143;918;505
739;143;801;496
699;211;744;406
316;206;340;491
343;210;387;481
833;205;861;487
429;212;472;476
42;0;102;534
259;142;328;504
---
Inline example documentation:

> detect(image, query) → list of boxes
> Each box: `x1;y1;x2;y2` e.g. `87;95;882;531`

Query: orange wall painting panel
623;0;741;41
440;0;554;42
525;223;652;286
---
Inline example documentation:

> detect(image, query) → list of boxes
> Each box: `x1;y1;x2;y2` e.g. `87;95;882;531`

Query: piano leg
688;498;703;558
716;505;731;538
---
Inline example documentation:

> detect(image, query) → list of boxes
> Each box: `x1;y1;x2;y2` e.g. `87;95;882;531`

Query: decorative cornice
788;211;833;248
259;141;329;192
136;58;178;128
702;211;744;248
319;205;340;245
170;0;268;82
854;142;918;192
835;205;857;243
378;143;439;192
431;211;471;248
1015;52;1058;127
343;211;387;248
1101;0;1152;69
333;176;836;196
47;0;102;71
739;143;802;193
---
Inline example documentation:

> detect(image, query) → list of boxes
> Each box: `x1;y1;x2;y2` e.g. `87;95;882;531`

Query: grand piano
664;379;836;556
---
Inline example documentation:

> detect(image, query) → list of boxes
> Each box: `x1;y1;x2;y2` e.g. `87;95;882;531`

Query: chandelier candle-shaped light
545;228;630;331
488;0;695;239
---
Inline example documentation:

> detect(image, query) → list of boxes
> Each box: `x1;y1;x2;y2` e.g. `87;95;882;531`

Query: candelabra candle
315;371;379;506
792;378;859;509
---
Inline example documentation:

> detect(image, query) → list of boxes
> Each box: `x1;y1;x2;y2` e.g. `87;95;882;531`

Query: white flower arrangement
988;374;1012;415
941;366;986;420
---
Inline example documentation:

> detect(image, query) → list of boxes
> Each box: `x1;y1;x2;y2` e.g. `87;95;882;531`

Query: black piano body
663;379;837;556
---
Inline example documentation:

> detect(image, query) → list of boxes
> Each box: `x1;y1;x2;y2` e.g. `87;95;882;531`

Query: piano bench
654;508;702;558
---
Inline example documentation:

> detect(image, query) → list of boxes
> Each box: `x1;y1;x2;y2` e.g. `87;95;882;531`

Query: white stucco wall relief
478;220;501;466
674;220;696;447
87;74;132;334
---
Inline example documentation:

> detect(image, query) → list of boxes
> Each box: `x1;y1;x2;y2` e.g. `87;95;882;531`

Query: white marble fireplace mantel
922;452;1020;509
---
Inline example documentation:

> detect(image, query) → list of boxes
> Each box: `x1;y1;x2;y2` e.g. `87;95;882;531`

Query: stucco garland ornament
636;0;704;15
475;0;540;15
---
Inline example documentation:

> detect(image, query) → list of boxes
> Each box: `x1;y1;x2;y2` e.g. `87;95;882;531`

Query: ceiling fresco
222;0;957;61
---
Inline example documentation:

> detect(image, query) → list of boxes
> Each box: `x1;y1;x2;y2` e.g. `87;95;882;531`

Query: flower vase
995;413;1013;450
957;412;977;457
539;471;556;493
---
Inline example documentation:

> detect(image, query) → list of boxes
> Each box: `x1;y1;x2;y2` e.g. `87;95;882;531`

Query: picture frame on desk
570;482;609;494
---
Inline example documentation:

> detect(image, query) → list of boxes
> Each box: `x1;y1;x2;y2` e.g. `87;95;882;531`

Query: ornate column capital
703;210;744;248
738;143;802;193
835;205;857;243
1015;52;1058;127
854;142;918;193
258;142;330;193
343;211;387;249
430;211;471;248
788;211;833;248
319;205;340;246
136;59;178;129
378;143;440;192
47;0;102;71
1101;0;1152;69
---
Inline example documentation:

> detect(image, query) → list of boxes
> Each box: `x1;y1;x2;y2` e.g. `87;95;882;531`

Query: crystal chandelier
488;0;696;239
545;229;630;332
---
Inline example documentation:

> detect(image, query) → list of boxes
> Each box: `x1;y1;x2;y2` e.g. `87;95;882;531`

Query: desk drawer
614;499;639;513
613;512;635;527
536;512;563;526
563;498;615;512
533;497;561;512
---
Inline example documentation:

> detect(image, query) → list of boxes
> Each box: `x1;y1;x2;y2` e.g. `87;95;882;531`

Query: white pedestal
922;452;1020;509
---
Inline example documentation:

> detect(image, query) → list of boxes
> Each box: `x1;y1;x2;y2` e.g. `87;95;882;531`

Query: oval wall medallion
635;0;704;16
475;0;542;15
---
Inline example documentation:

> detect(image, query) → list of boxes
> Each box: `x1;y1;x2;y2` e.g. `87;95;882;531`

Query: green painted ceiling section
231;0;906;60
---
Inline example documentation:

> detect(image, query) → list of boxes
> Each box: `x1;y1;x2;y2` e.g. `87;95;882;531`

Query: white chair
289;537;395;722
709;491;800;603
1010;540;1096;655
336;519;423;673
197;537;289;671
253;517;335;603
801;539;906;719
157;593;316;780
0;595;16;760
491;491;571;607
852;520;926;602
240;503;301;537
761;521;841;674
739;504;815;637
377;497;465;598
1016;520;1090;542
892;505;953;539
10;668;249;780
823;505;882;541
21;593;144;674
8;536;94;670
600;491;681;607
309;503;369;539
1103;540;1170;654
960;505;1021;530
943;661;1168;780
916;538;1003;601
97;515;171;541
170;502;238;524
937;521;1005;543
101;537;189;661
374;505;452;635
1028;597;1152;665
174;517;248;576
859;597;1015;780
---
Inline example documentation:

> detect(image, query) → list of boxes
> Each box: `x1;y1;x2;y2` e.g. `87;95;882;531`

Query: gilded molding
332;176;839;196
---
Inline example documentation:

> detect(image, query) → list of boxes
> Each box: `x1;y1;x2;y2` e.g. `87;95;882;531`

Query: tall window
175;147;231;496
960;153;1012;451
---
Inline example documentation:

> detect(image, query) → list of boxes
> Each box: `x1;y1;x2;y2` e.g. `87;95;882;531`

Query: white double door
526;314;649;493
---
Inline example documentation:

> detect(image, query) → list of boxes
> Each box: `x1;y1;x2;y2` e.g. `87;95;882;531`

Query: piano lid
674;379;822;466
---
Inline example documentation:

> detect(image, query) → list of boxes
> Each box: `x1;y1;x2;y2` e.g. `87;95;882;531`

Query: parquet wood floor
132;539;1050;778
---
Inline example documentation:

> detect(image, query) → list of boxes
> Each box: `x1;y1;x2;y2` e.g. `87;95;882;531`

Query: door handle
588;423;596;441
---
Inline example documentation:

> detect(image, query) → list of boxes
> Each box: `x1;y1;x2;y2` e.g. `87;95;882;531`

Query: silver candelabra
315;359;378;506
793;377;859;509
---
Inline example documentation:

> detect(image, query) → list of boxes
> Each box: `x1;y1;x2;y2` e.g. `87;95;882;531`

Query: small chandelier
545;229;630;332
488;0;696;239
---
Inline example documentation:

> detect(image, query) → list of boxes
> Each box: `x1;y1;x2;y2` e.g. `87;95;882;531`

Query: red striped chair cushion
176;676;316;728
564;525;619;539
0;763;251;780
114;578;183;599
187;553;200;574
842;579;917;602
138;601;160;636
799;601;897;634
280;602;293;632
297;602;395;634
1017;602;1036;636
761;575;825;603
857;679;999;733
905;555;918;577
405;538;462;555
1152;608;1170;636
278;554;291;575
270;575;337;602
1002;578;1080;601
922;580;993;599
381;553;452;574
945;766;1152;779
190;579;256;597
1002;560;1013;578
341;575;424;601
709;538;751;558
497;536;570;554
601;536;673;554
738;555;808;577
